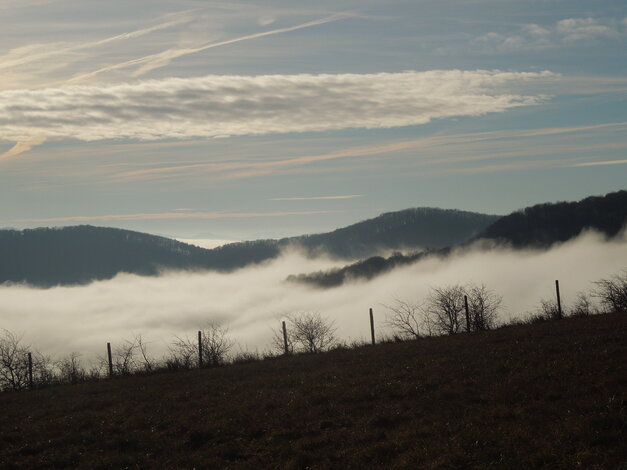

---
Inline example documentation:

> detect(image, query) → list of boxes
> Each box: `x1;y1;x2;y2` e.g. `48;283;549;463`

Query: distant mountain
0;226;213;287
0;208;498;287
292;190;627;288
289;208;499;259
479;190;627;248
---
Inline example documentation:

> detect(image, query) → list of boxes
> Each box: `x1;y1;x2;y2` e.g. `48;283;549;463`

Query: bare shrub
57;352;86;384
168;336;198;370
384;298;430;339
466;283;502;331
593;269;627;313
200;323;234;367
570;291;596;317
0;329;29;391
535;298;561;321
112;338;140;375
276;312;337;354
168;323;234;369
426;284;466;335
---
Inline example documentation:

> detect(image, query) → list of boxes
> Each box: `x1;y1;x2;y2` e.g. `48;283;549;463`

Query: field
1;313;626;469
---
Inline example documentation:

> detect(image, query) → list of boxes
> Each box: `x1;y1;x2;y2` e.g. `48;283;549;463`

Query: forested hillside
0;226;211;286
293;190;627;288
480;190;627;247
0;208;496;287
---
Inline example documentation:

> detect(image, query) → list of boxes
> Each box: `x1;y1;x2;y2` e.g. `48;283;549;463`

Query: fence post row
555;280;563;319
198;330;203;368
464;295;471;332
106;342;113;378
369;308;376;345
282;321;289;355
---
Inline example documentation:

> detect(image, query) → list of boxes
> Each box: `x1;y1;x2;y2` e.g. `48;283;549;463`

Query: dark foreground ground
1;313;626;470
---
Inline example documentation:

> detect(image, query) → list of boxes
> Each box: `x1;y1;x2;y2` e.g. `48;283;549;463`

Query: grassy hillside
1;313;626;469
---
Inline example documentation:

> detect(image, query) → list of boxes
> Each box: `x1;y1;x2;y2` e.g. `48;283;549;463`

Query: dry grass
1;313;626;469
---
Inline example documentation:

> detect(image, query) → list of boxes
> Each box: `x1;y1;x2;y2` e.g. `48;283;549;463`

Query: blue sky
1;0;626;240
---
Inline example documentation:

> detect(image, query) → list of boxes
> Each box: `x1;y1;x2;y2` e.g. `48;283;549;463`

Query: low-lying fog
1;230;626;364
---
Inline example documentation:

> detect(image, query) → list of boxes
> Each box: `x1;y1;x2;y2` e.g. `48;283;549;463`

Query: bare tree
384;298;427;339
0;329;30;391
426;284;466;335
466;283;502;331
200;323;234;367
593;269;627;313
278;312;337;354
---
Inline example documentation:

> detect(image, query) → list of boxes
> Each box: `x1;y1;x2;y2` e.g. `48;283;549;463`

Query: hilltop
293;190;627;288
0;208;497;287
0;312;625;469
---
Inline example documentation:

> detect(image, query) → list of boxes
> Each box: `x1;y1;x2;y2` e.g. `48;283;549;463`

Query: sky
1;0;626;241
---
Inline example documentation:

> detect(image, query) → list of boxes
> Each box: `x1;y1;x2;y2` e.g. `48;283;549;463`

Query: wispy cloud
0;69;553;147
0;137;46;160
471;16;627;53
67;13;353;83
572;159;627;167
0;15;191;74
269;195;363;201
14;210;342;224
114;120;627;183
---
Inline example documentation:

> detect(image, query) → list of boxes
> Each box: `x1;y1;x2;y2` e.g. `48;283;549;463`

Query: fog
1;230;625;363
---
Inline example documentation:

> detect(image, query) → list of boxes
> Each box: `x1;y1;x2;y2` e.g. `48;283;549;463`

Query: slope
0;313;625;469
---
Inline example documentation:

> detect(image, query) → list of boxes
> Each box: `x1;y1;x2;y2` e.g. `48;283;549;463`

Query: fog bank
0;231;625;363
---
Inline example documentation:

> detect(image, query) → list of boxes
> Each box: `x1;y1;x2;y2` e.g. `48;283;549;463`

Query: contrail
0;15;191;72
0;137;46;160
68;13;354;83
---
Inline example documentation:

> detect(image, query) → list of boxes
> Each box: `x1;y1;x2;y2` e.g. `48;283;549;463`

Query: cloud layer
0;70;553;144
471;16;627;52
0;231;625;364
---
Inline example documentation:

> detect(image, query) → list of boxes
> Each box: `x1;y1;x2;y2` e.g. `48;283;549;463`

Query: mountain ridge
290;190;627;288
0;207;498;287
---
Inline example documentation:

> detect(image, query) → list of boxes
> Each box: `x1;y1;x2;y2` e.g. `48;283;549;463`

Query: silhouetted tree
594;269;627;313
275;312;337;354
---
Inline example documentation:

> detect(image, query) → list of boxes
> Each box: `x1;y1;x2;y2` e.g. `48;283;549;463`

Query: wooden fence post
369;308;376;345
198;330;203;368
107;342;113;378
555;280;563;319
27;352;33;390
464;295;471;332
282;321;289;355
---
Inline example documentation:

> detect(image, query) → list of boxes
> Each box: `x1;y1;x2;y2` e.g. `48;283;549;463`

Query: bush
274;312;337;354
594;269;627;313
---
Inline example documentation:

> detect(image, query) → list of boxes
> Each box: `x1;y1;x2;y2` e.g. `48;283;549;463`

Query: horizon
1;189;622;243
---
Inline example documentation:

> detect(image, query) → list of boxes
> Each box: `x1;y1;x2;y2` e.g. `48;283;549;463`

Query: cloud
113;120;626;183
572;159;627;167
13;210;342;224
269;195;363;201
0;15;191;74
0;137;46;160
0;230;625;363
0;69;553;146
556;18;620;42
471;16;626;52
67;13;353;83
